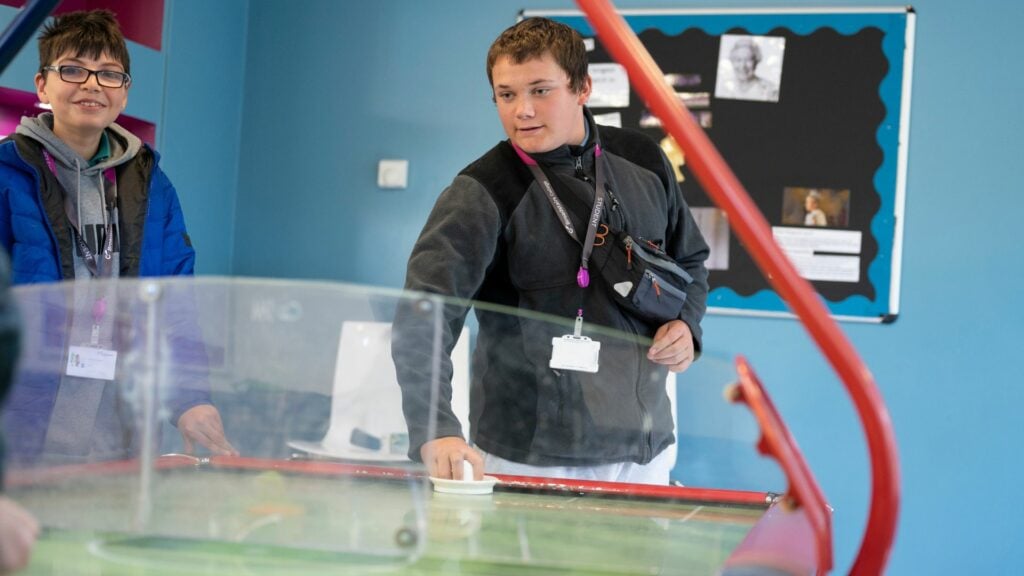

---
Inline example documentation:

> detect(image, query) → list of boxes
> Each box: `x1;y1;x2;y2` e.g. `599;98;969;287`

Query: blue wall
232;1;502;283
159;0;248;274
3;0;1022;573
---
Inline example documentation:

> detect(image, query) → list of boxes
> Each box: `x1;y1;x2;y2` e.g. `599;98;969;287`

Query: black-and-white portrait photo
714;34;786;103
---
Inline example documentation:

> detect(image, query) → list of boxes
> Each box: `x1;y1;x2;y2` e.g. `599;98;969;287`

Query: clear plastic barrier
3;277;784;575
4;277;446;568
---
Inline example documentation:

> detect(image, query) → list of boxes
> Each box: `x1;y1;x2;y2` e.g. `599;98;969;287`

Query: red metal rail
494;473;772;507
573;1;900;573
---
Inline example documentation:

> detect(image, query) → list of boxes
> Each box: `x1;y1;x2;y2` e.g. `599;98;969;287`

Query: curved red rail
573;1;900;573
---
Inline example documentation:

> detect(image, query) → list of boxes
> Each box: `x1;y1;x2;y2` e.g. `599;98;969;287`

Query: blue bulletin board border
525;8;916;323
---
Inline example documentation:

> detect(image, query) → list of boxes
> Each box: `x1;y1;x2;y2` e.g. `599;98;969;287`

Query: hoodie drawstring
41;150;117;276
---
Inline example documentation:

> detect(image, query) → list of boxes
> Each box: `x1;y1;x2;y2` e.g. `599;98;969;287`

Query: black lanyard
512;142;608;289
42;149;117;278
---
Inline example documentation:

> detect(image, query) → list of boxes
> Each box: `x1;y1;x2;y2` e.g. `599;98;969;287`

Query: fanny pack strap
510;142;608;288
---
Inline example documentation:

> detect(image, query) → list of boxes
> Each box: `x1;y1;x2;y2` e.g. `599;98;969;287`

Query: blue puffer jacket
0;134;208;463
0;134;195;282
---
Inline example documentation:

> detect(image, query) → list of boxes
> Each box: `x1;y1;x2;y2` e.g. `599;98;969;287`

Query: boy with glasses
0;10;234;462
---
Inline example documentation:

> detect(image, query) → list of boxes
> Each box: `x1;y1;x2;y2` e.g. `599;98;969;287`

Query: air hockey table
8;452;819;576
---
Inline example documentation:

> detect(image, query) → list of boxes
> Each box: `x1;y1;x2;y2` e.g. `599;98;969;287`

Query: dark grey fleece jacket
393;109;709;467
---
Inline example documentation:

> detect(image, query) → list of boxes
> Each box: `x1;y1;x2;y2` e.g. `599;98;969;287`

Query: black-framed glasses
41;65;131;88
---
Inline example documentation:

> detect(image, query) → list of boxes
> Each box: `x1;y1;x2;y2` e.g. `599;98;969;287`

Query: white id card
66;346;117;381
550;335;601;373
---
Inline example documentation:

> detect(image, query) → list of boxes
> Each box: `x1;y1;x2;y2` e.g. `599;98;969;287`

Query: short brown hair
38;9;130;74
486;18;588;94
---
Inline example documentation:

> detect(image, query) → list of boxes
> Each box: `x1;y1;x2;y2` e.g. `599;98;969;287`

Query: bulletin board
523;8;916;322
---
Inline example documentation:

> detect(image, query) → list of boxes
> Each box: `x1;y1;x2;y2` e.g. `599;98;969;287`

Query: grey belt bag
591;229;692;325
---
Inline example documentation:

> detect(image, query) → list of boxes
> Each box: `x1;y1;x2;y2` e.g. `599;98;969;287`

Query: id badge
550;335;601;373
66;345;117;381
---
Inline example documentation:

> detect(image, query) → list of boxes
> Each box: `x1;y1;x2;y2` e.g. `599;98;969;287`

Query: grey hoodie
16;113;141;280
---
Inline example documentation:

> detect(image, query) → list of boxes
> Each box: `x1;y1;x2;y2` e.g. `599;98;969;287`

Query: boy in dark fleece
393;18;709;485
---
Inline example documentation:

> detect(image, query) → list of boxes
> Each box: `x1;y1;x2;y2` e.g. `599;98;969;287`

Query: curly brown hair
486;18;588;94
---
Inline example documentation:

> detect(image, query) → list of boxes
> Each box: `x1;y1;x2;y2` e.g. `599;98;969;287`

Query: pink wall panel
0;0;164;50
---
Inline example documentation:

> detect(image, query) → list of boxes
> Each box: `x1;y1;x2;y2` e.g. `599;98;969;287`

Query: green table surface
13;463;765;575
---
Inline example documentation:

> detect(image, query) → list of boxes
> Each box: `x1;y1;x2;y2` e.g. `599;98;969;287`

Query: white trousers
481;445;675;486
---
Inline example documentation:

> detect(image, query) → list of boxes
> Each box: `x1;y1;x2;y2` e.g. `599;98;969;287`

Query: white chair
289;321;470;460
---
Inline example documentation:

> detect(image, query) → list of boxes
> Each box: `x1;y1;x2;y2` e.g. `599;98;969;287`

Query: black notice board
526;8;916;322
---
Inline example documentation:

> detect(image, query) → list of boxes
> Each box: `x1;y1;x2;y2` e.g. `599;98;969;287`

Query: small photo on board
593;111;622;128
639;109;712;129
714;34;785;103
677;91;710;109
659;135;685;183
691;207;730;271
781;187;851;228
664;73;701;88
